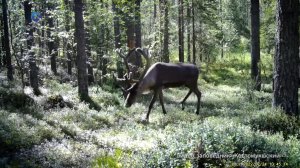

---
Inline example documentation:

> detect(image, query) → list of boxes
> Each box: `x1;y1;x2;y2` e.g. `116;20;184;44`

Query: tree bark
187;1;191;63
64;0;72;75
220;0;224;58
124;1;141;69
135;0;142;48
192;0;196;64
125;1;136;49
250;0;261;91
112;1;123;78
84;6;94;85
113;1;121;49
162;0;169;63
24;0;40;95
1;12;6;66
74;0;89;100
103;3;110;78
2;0;13;80
273;0;299;115
47;3;58;75
178;0;184;62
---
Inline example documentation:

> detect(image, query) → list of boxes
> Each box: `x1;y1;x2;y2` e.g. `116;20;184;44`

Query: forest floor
1;54;300;167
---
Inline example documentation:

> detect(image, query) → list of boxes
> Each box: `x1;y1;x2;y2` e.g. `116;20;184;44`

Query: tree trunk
86;30;94;85
273;0;299;115
251;0;261;91
192;0;196;64
159;0;163;60
47;3;57;75
24;1;40;95
102;3;110;78
74;0;89;100
162;0;169;63
2;0;13;80
153;0;158;45
1;14;6;66
112;1;121;49
178;0;184;62
124;1;141;69
187;1;191;63
84;7;94;85
135;0;142;48
125;1;136;49
64;0;72;75
220;0;224;58
0;12;2;67
112;1;123;78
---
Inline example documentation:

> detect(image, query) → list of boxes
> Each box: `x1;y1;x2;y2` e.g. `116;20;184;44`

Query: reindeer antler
136;48;151;81
116;48;139;83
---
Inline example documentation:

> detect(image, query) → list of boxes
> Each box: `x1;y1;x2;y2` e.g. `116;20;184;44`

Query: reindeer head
124;82;139;107
116;48;151;107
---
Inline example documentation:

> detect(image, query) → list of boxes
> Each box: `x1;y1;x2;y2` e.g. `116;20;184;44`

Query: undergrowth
1;53;300;167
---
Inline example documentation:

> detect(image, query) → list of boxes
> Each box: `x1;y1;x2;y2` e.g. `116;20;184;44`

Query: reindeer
116;48;202;122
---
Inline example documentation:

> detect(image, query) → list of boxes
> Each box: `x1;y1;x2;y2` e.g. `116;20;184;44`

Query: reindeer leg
158;88;167;114
180;90;193;110
192;87;202;115
143;89;158;122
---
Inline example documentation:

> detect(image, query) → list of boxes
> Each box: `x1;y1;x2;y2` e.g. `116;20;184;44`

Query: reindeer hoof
181;103;185;110
140;117;149;124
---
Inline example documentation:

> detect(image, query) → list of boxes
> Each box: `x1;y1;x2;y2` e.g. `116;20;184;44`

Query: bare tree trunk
187;1;191;63
178;0;184;62
103;3;110;77
84;6;94;85
124;1;141;70
125;1;136;49
273;0;299;115
113;2;121;49
112;1;123;78
251;0;261;91
64;0;72;75
192;0;196;64
153;0;158;45
74;0;89;100
1;13;6;66
24;0;40;95
220;0;224;58
2;0;13;80
47;2;57;75
135;0;142;48
159;0;163;60
162;0;169;63
0;29;2;68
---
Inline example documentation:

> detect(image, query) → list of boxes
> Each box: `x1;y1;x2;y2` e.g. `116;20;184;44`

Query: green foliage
248;108;300;139
2;74;300;167
0;88;33;109
130;118;300;167
202;52;250;86
93;149;125;168
225;0;250;39
0;110;62;149
92;90;120;108
260;0;276;54
0;88;43;119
